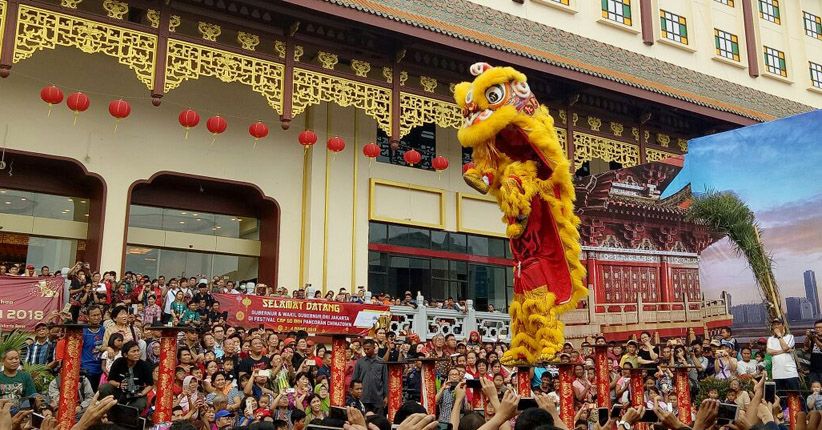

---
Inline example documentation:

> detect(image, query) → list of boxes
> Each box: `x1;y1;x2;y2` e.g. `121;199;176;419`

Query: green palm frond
0;330;31;358
686;190;783;323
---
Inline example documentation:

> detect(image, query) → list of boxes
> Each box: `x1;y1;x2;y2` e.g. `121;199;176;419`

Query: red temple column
330;335;347;406
593;345;611;409
153;326;192;426
557;363;575;429
387;362;404;422
56;324;85;430
629;367;644;408
420;358;438;414
517;367;531;397
673;366;692;425
786;390;802;430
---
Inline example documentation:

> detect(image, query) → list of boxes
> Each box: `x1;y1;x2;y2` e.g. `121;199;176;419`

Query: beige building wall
467;0;822;108
0;47;505;291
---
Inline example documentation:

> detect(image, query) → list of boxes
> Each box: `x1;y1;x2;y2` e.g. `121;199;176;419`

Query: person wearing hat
619;340;640;368
24;264;36;277
22;322;55;366
215;409;235;429
767;317;800;390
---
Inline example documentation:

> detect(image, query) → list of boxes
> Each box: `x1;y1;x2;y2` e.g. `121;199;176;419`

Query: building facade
806;269;820;317
0;0;818;338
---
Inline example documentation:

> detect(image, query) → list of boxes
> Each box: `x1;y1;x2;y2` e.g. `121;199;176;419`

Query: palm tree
686;190;784;324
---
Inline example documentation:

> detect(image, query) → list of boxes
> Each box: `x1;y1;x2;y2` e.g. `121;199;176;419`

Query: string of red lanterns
327;136;345;153
206;115;228;144
39;85;63;117
432;155;449;171
403;148;422;166
108;99;131;133
249;121;269;149
66;92;90;126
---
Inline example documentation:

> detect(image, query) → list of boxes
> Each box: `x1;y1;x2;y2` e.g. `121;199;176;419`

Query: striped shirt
22;340;54;365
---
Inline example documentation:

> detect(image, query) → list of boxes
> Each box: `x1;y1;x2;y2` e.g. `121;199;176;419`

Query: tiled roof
323;0;815;121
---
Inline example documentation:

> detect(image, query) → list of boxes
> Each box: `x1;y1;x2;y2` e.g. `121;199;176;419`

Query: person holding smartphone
436;369;466;424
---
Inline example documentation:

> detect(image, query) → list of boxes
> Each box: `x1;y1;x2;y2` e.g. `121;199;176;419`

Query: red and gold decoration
327;136;345;153
249;120;269;148
66;91;90;125
40;85;63;117
516;366;531;397
0;277;63;331
403;148;421;166
432;155;449;172
178;108;200;140
206;115;228;144
556;363;575;429
330;335;347;407
152;326;193;425
629;367;644;407
299;129;318;148
593;345;611;409
673;366;692;425
786;391;802;430
420;359;438;414
55;324;85;430
462;162;475;174
387;362;404;422
455;63;585;364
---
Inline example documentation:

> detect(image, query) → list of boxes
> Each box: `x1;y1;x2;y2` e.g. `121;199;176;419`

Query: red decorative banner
56;327;83;430
0;276;63;331
387;363;404;422
557;364;575;429
673;367;692;425
330;336;347;407
786;391;801;430
594;346;611;409
421;361;437;414
216;294;389;336
517;367;531;397
154;335;178;425
629;368;644;408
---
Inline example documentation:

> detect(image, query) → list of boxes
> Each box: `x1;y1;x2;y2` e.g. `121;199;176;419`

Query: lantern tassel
73;112;79;126
211;134;217;145
253;138;258;150
184;128;190;140
113;119;120;134
47;104;52;118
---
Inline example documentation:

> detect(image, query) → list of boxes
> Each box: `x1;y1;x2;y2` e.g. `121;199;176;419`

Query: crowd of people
0;261;820;430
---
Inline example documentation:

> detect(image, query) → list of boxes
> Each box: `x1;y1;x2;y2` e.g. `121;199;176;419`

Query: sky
665;110;822;304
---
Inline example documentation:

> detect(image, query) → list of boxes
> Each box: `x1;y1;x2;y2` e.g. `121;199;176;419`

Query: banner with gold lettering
215;294;390;336
0;276;63;331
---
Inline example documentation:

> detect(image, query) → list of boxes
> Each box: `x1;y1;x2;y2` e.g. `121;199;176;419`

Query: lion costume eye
465;89;474;105
485;84;506;106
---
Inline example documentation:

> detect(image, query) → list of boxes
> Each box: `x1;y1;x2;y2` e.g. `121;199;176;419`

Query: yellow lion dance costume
455;63;586;365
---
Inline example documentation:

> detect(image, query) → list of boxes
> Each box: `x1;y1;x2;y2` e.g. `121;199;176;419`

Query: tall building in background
787;297;815;321
722;291;733;309
730;303;768;326
806;270;820;317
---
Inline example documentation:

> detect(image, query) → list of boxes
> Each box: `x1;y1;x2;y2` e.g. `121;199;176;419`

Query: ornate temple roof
316;0;814;122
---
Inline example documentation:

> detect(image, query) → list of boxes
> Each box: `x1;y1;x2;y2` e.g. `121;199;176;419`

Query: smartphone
287;388;296;394
765;381;776;403
109;404;142;430
258;369;271;378
437;424;453;430
465;379;482;389
639;409;658;423
31;413;44;428
329;406;348;421
518;397;539;410
610;405;622;419
717;403;739;425
598;407;609;426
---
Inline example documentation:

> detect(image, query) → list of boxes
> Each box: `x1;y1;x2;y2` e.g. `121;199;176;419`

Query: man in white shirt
735;346;759;379
767;317;800;391
163;280;182;324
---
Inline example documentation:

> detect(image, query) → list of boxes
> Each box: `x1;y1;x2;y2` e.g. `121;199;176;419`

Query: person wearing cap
215;409;235;429
24;264;36;277
21;322;54;366
192;280;215;308
767;317;800;390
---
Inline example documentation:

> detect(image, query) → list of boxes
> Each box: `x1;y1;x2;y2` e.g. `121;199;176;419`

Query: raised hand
693;399;719;430
397;413;438;430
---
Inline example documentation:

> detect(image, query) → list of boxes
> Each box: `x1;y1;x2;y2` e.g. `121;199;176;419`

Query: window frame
804;11;822;39
810;62;822;89
759;0;781;25
763;46;788;77
660;10;689;45
714;29;740;62
715;0;734;7
601;0;632;27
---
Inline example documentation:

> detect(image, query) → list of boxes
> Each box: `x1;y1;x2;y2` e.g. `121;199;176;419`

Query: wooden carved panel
600;264;660;304
671;267;700;302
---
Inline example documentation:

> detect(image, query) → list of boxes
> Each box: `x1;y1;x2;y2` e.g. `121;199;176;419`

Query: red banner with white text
0;276;64;332
215;293;390;336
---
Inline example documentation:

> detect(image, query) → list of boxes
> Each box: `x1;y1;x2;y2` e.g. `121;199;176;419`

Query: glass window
450;260;468;283
376;123;437;171
387;256;431;300
715;0;733;6
125;246;259;281
213;254;259;283
0;189;89;221
431;230;448;251
764;46;787;77
431;258;448;280
660;10;688;45
405;228;431;249
811;62;822;89
125;246;160;279
602;0;632;26
488;238;507;258
387;224;410;246
26;236;79;273
714;29;740;62
449;233;467;253
759;0;780;24
0;189;34;217
368;222;388;244
549;0;570;5
805;12;822;39
129;205;259;240
467;235;489;257
368;251;388;294
129;205;164;229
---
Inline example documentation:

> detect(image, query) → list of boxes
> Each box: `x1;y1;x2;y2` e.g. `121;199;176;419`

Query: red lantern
178;109;200;140
66;92;90;126
432;156;449;171
298;129;318;148
249;121;269;148
207;115;228;144
403;148;422;166
462;162;475;174
108;99;131;119
327;136;345;153
40;85;63;117
108;99;131;133
363;142;380;158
